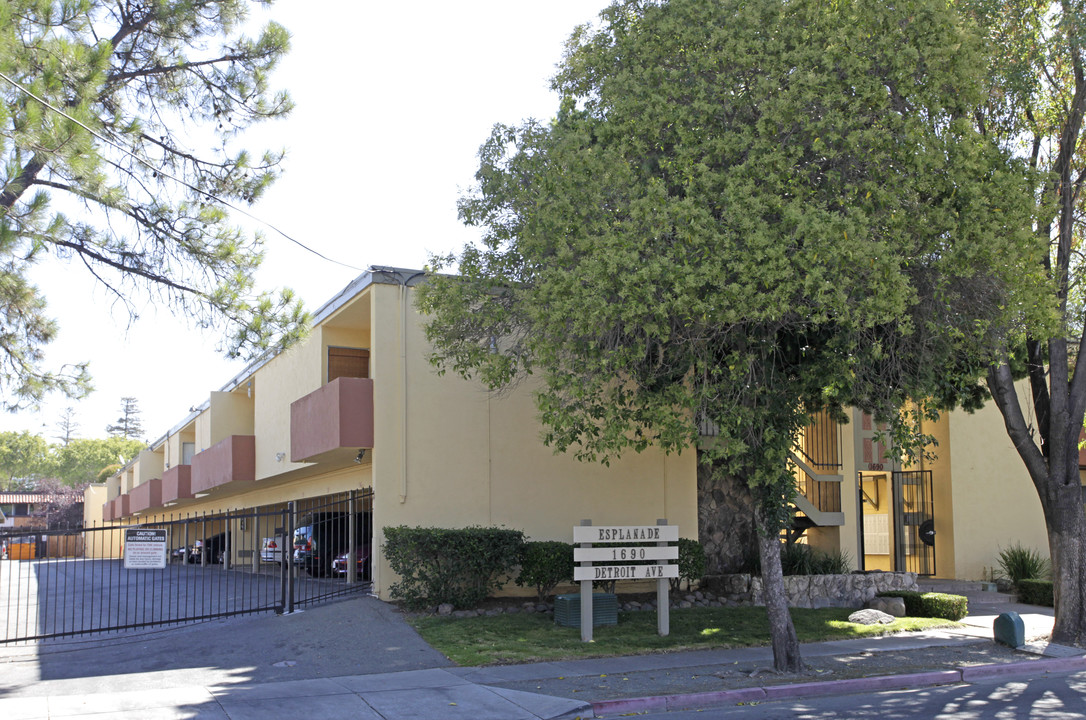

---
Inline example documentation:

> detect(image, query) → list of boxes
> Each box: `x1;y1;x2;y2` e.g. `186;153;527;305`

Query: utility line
0;69;365;273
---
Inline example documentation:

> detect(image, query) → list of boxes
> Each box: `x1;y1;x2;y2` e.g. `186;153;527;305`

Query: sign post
124;528;167;569
572;520;679;641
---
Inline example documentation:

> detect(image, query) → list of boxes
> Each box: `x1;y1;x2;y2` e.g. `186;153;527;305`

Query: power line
0;69;365;273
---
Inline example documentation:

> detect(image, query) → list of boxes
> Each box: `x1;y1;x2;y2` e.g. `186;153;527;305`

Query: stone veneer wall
704;572;919;609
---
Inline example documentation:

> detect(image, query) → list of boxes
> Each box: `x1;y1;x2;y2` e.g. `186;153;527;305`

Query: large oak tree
0;0;308;411
419;0;1045;670
968;0;1086;646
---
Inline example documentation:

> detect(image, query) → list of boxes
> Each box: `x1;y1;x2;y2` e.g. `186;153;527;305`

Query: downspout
399;271;426;504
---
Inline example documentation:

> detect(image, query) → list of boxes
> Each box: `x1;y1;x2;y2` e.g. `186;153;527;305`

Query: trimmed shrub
878;591;968;621
384;526;524;610
1017;579;1055;607
516;541;574;601
670;538;708;592
998;544;1051;585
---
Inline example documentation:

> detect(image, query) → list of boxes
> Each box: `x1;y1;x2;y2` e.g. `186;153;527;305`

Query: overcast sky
1;0;614;444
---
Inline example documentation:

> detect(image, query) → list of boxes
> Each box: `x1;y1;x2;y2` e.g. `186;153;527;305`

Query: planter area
704;571;919;609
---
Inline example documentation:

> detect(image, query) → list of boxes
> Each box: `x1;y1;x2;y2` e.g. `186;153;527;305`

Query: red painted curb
590;694;667;716
761;670;963;700
665;686;767;710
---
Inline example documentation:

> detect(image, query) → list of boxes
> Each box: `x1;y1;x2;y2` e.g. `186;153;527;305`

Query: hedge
1017;579;1054;607
515;540;574;601
383;526;524;610
877;591;968;621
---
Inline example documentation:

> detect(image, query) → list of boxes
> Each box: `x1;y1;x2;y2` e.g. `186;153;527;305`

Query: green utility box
554;593;618;628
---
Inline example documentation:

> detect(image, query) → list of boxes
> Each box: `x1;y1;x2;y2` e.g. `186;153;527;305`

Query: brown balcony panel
191;435;256;495
162;465;194;503
129;478;163;514
115;494;131;519
291;377;374;464
102;500;114;522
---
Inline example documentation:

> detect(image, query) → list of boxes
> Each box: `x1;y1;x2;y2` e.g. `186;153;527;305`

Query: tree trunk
1043;477;1086;646
755;512;803;672
988;362;1086;647
697;455;758;574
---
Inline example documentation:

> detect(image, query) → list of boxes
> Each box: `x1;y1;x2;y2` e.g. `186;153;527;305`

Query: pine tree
106;397;143;440
0;0;309;412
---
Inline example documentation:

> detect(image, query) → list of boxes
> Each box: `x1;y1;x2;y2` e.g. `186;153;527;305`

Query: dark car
331;545;372;580
293;511;370;578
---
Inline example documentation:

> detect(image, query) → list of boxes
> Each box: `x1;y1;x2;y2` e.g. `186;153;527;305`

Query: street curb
959;656;1086;681
589;658;1086;717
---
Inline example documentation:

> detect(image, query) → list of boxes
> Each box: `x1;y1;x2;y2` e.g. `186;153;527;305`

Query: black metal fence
0;490;373;644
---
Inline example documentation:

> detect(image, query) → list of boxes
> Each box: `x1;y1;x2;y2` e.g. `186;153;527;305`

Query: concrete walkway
0;595;1078;719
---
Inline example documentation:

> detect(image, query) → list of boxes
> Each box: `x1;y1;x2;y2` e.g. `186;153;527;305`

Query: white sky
0;0;614;444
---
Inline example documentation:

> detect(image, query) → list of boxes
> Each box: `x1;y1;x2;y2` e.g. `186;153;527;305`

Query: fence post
348;491;357;585
285;501;295;614
657;518;669;637
580;519;593;643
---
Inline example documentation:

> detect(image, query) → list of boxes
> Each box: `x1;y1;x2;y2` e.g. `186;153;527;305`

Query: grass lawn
409;605;958;666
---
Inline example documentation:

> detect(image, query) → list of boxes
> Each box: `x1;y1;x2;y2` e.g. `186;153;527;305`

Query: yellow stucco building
86;268;697;600
87;266;1054;600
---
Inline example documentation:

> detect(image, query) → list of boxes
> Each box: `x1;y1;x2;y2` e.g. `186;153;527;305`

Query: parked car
293;511;370;578
260;536;285;563
331;545;372;580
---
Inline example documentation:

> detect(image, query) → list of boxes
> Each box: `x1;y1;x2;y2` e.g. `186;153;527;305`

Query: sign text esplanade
573;525;680;543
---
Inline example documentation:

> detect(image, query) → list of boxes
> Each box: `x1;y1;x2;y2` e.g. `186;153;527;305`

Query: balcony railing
162;465;194;504
291;377;374;464
191;435;256;494
797;409;842;470
129;478;163;514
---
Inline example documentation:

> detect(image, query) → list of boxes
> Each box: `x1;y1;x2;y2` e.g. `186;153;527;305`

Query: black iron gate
0;489;372;644
893;470;935;576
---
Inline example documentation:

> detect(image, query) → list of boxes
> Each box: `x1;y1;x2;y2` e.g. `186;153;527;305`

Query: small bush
998;544;1051;585
779;543;853;576
1017;579;1055;607
515;541;574;601
878;591;968;621
670;538;708;592
384;526;524;610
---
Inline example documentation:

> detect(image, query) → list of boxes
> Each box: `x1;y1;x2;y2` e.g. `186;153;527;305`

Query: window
328;347;369;382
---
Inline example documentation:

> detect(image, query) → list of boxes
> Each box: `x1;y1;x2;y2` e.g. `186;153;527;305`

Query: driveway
0;594;452;699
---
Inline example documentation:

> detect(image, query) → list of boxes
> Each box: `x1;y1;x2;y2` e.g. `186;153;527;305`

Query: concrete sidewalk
0;597;1078;719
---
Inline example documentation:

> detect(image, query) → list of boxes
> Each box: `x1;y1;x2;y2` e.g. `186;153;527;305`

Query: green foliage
1017;579;1055;607
515;540;574;601
670;538;708;592
0;430;51;488
878;591;969;621
778;544;852;576
54;437;144;486
419;0;1043;544
0;0;310;412
384;526;525;610
997;543;1051;586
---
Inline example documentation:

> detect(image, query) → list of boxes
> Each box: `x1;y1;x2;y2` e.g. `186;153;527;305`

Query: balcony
291;377;374;464
129;478;163;514
162;465;194;504
112;494;130;520
191;435;256;495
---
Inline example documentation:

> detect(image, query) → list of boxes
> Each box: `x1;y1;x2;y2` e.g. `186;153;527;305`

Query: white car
260;536;284;563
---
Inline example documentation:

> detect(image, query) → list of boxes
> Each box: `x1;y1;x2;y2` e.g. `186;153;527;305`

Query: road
614;669;1086;719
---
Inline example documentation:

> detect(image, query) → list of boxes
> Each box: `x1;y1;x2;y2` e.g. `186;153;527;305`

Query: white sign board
573;525;679;543
574;564;680;581
574;546;678;562
124;528;167;569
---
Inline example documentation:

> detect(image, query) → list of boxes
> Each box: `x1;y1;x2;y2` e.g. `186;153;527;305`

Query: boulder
848;608;895;625
866;596;907;617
